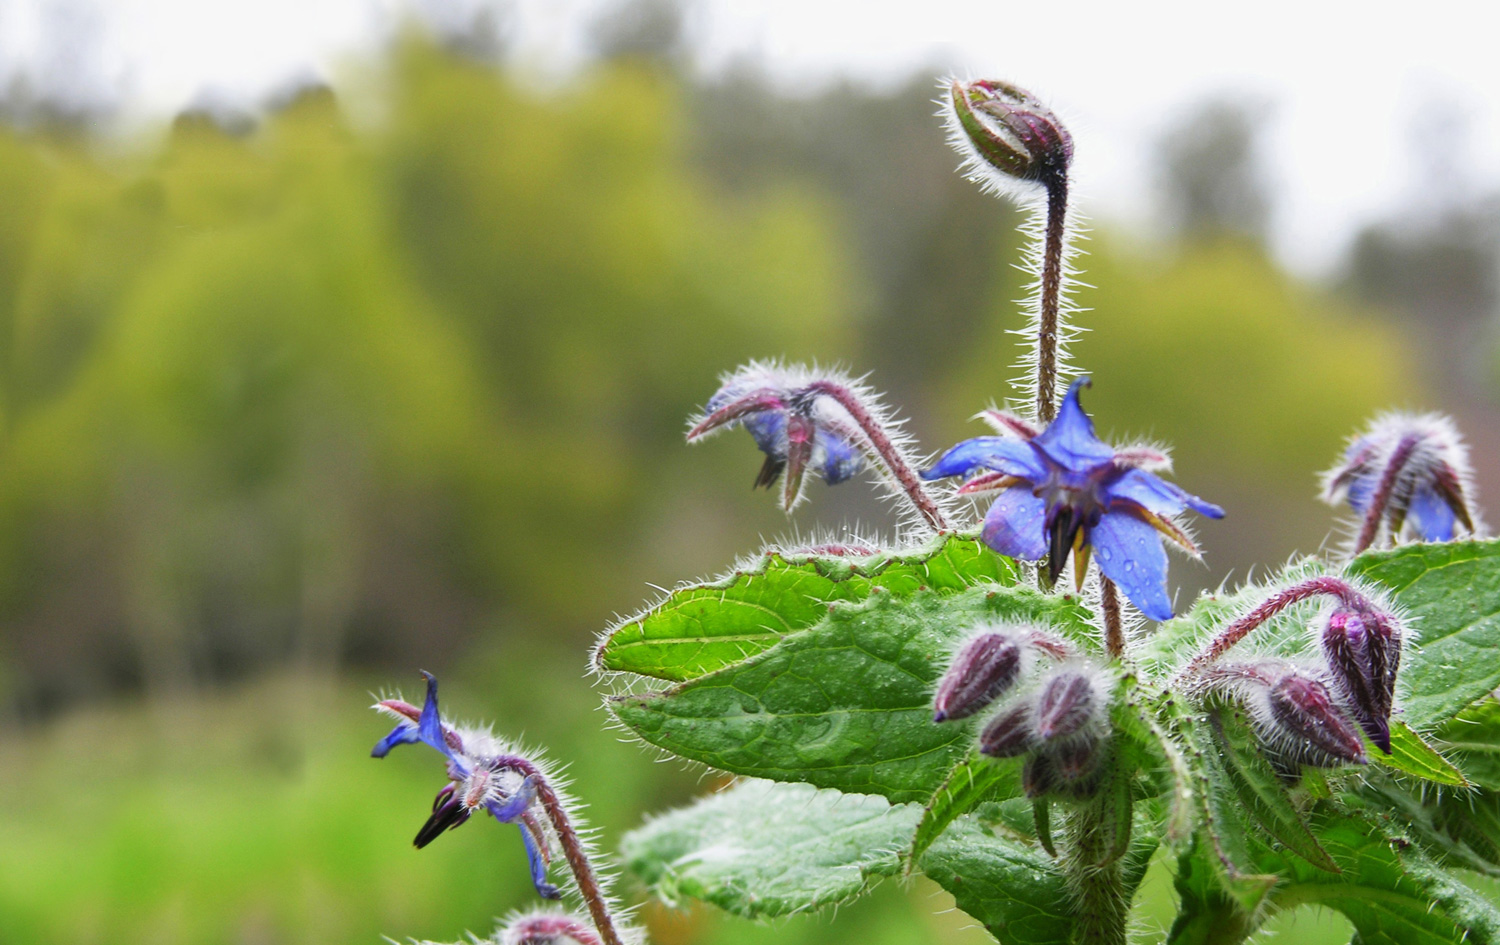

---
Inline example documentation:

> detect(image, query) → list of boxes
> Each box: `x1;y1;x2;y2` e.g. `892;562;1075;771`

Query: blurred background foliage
1;5;1496;944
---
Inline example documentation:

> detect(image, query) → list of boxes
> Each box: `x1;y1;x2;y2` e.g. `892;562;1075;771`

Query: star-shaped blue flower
923;379;1223;621
372;672;561;899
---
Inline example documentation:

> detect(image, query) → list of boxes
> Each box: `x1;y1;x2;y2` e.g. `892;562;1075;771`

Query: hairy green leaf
596;534;1016;681
1208;707;1338;873
1374;721;1467;787
917;814;1074;945
609;585;1094;802
1181;714;1280;912
907;750;1021;865
621;779;920;919
1267;809;1500;945
1436;697;1500;790
1348;538;1500;728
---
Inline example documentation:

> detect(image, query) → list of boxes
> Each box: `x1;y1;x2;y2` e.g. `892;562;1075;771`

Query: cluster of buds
933;625;1112;798
1181;576;1408;767
414;911;619;945
1322;412;1479;554
689;362;948;530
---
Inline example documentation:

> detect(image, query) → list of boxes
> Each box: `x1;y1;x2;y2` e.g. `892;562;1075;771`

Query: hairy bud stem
1178;576;1365;680
803;380;949;530
1353;433;1419;554
1037;178;1068;423
494;755;624;945
1100;577;1124;658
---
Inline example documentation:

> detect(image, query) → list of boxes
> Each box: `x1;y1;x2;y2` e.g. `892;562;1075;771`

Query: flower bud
978;702;1034;758
1022;752;1058;799
1051;736;1103;784
946;79;1073;188
1320;605;1401;753
1034;670;1096;741
504;912;604;945
934;631;1024;722
1268;672;1368;767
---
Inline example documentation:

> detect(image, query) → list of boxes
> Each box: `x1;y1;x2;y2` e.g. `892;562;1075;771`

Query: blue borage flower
923;378;1223;621
372;672;561;900
1322;412;1478;546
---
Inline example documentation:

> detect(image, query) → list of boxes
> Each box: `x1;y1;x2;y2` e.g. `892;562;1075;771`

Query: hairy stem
1063;779;1131;945
1177;576;1366;681
1353;433;1420;554
1100;577;1125;658
804;380;949;531
1036;176;1069;424
496;756;623;945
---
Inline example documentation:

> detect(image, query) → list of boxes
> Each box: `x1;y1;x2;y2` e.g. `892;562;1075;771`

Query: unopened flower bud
934;631;1023;722
1051;737;1103;784
504;912;605;945
946;79;1073;188
1268;673;1368;767
978;702;1034;758
1318;605;1402;753
1022;752;1058;798
1034;670;1096;742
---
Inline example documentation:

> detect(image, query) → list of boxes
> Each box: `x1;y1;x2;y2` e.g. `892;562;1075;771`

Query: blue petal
816;429;865;484
980;486;1048;561
923;436;1045;481
370;723;421;758
1029;379;1115;471
1107;468;1224;519
371;671;454;760
1408;485;1456;541
486;775;538;823
743;411;786;458
1090;511;1173;622
519;823;562;899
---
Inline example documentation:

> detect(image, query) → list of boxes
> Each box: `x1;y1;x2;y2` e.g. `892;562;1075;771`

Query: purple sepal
1321;608;1400;754
934;633;1023;722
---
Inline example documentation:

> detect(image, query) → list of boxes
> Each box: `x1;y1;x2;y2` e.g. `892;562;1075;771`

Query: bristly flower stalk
944;78;1075;423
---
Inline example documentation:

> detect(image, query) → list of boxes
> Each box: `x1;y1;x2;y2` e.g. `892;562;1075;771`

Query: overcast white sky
2;0;1499;274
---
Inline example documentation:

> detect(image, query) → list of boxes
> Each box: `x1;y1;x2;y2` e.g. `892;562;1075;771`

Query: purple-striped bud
1320;605;1402;753
946;79;1073;188
978;702;1034;758
934;632;1024;722
1268;673;1368;767
1052;737;1103;784
1034;670;1096;742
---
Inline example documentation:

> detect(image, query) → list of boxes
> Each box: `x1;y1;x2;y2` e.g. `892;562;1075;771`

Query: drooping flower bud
1267;672;1368;767
978;702;1034;758
1022;752;1058;799
1033;669;1097;742
934;631;1023;722
1319;604;1402;753
945;79;1073;189
503;912;606;945
1322;412;1480;552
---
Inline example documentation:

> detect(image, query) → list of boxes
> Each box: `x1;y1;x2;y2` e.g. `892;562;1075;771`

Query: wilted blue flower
923;379;1223;621
373;672;561;899
689;364;868;511
1322;412;1478;548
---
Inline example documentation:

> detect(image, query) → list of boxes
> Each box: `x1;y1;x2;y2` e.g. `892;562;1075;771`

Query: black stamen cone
414;797;472;849
1046;506;1082;586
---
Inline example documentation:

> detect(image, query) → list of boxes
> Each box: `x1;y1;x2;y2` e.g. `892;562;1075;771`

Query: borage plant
371;78;1500;945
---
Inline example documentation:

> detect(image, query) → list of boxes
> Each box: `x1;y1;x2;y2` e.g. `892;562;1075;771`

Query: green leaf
907;750;1021;865
1266;809;1500;945
596;534;1016;681
1111;679;1197;844
1207;707;1339;873
917;814;1075;945
609;585;1095;803
1348;538;1500;728
1181;714;1280;912
1436;697;1500;790
620;779;921;919
1373;721;1467;787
